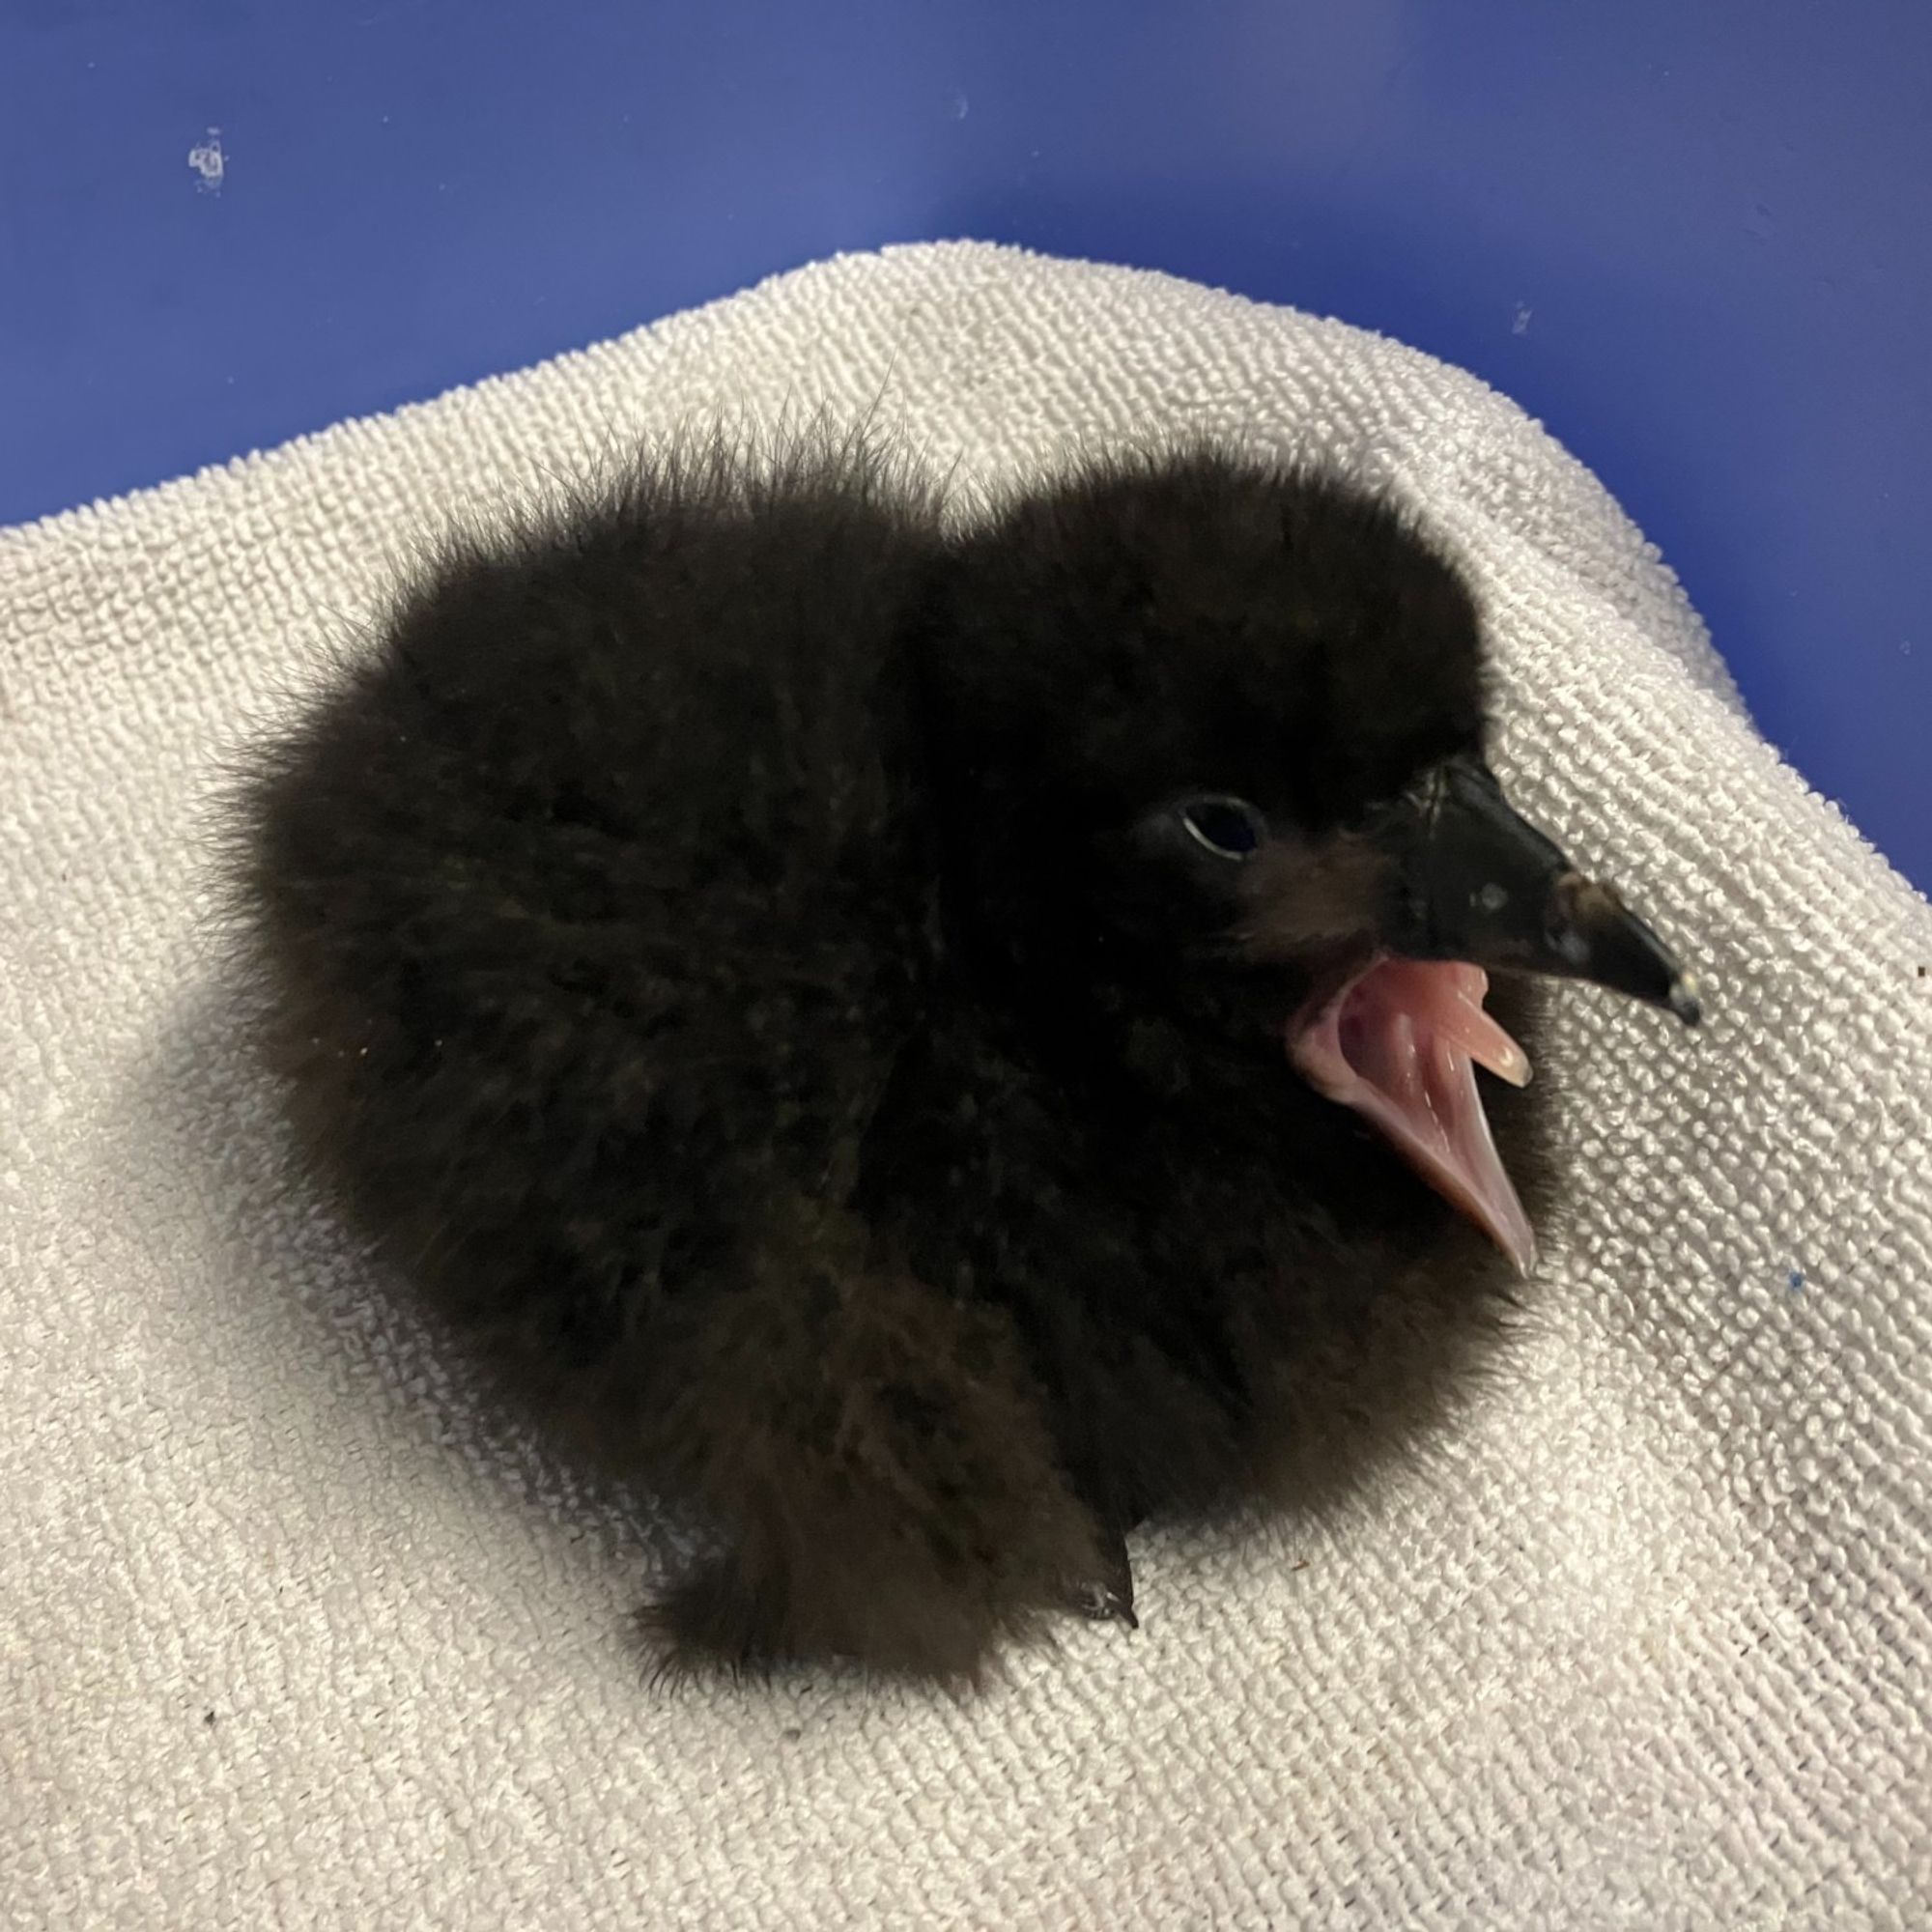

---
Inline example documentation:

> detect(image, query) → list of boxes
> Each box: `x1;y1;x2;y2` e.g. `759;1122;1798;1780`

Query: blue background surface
4;1;1927;888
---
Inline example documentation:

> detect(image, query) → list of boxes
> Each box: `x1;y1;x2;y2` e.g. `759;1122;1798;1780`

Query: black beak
1371;754;1702;1024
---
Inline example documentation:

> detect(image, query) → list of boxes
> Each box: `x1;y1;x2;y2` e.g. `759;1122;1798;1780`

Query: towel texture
5;242;1928;1930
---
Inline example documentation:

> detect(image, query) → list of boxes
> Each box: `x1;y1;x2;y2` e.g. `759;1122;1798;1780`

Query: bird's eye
1178;795;1266;861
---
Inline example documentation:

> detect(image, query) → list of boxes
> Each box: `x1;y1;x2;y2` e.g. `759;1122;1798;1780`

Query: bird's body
239;436;1689;1685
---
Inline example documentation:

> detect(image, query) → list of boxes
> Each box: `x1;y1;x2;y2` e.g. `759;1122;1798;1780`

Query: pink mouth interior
1290;957;1537;1273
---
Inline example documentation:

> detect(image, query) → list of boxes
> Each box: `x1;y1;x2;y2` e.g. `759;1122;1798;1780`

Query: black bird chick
236;439;1698;1687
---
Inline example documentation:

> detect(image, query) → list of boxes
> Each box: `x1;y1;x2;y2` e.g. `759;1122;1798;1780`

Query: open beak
1288;754;1699;1274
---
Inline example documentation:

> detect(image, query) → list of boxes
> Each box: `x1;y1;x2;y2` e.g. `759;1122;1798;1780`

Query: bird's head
919;449;1699;1270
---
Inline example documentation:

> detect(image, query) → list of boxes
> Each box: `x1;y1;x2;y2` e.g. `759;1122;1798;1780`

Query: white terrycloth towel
5;242;1928;1931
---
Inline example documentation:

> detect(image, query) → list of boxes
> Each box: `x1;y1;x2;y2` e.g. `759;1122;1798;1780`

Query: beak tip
1667;973;1704;1027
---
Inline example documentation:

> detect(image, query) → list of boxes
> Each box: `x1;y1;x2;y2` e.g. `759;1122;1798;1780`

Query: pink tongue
1290;958;1537;1273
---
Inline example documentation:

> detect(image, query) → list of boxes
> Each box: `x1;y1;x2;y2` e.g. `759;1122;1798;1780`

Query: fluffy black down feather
233;436;1548;1686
